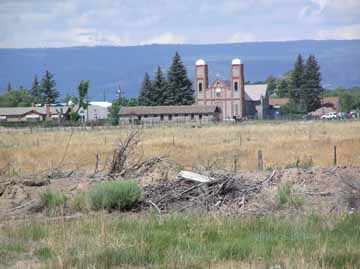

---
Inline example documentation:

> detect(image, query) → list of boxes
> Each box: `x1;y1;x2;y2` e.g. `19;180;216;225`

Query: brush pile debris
142;170;276;213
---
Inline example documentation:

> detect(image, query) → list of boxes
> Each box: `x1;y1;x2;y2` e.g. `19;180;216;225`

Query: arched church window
198;82;203;92
234;82;239;92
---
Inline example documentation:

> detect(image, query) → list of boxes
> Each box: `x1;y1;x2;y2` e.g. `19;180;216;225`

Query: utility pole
117;84;125;102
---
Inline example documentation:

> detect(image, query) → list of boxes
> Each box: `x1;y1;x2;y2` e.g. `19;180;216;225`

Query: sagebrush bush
39;189;67;210
88;180;142;211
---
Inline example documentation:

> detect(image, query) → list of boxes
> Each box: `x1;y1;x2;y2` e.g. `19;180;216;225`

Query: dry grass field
1;120;360;175
1;120;360;269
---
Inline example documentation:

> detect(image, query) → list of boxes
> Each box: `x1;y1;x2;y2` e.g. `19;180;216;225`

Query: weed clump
88;180;142;211
39;189;67;214
276;183;304;209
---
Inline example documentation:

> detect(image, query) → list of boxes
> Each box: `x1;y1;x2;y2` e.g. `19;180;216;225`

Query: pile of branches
142;170;276;213
108;128;165;177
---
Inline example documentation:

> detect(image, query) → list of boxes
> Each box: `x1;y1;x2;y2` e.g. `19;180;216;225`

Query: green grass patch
40;189;67;214
35;246;53;260
1;213;359;268
88;180;142;211
276;183;304;209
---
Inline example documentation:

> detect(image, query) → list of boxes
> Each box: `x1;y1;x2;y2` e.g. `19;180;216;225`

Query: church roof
244;84;268;101
209;80;230;88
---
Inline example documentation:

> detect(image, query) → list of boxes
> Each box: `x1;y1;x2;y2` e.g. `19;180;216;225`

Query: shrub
276;184;303;209
88;180;142;211
39;189;67;211
69;111;80;121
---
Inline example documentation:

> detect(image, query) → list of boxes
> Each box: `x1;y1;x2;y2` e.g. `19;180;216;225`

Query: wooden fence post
257;150;263;171
333;145;337;166
233;157;237;173
94;154;99;174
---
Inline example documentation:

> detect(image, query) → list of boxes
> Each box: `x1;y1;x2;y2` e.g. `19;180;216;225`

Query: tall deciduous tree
41;70;59;104
30;75;42;103
275;71;292;98
265;75;277;96
76;80;89;112
301;54;323;112
138;73;153;106
109;99;121;125
165;52;193;105
152;66;167;105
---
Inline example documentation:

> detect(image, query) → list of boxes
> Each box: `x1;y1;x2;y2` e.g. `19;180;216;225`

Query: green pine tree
138;73;153;106
41;70;59;104
7;82;12;92
301;54;323;113
165;52;193;105
290;54;305;105
30;75;42;104
152;66;167;105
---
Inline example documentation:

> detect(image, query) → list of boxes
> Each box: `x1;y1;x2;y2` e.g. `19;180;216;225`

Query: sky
0;0;359;48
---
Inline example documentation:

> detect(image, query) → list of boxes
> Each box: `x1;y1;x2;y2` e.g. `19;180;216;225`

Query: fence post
94;154;99;174
333;145;337;166
257;150;263;171
233;156;237;173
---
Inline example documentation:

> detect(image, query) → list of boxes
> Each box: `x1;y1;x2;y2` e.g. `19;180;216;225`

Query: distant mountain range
0;40;359;100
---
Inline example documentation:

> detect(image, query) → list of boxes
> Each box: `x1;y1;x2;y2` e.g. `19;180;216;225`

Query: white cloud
228;32;257;43
316;24;360;40
298;0;328;22
0;0;359;48
140;33;186;45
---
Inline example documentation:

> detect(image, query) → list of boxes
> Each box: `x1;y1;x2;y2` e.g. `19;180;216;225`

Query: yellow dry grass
1;120;360;175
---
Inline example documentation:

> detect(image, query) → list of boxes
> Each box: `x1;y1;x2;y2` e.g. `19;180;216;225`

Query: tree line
258;54;323;114
263;54;360;113
108;52;193;125
323;87;360;112
138;52;193;106
0;71;59;107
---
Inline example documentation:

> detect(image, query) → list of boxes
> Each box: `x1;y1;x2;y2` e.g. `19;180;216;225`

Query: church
195;58;269;120
118;58;270;123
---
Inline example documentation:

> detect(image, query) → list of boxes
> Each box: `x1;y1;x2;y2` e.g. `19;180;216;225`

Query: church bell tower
231;58;245;118
195;59;208;105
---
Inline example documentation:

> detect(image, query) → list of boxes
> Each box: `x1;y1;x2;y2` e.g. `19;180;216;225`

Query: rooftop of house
269;96;339;108
244;84;268;101
0;106;70;116
119;105;220;116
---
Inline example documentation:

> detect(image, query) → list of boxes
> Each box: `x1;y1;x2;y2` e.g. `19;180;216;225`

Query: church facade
195;58;269;120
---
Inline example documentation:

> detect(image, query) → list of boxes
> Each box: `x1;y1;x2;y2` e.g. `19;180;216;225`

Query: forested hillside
0;40;359;100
